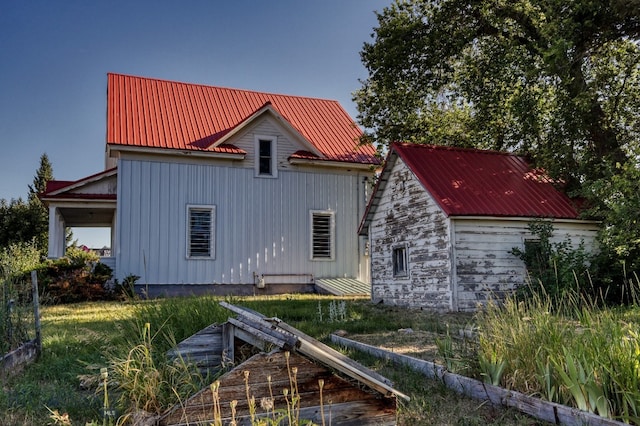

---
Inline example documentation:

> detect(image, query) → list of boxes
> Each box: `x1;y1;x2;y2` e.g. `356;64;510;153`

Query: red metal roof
41;168;118;201
106;73;378;164
392;143;580;218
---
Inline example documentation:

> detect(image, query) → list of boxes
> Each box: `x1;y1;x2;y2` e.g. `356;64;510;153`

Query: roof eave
289;157;376;170
358;149;398;235
108;144;246;160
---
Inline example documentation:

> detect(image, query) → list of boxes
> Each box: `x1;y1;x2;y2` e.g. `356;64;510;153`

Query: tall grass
476;278;640;424
0;241;40;355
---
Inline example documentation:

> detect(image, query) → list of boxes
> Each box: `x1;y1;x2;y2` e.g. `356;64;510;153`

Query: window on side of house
187;205;215;259
255;135;277;178
393;245;408;277
310;210;335;260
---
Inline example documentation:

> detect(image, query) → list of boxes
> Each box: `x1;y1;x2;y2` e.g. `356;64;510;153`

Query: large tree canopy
355;0;640;192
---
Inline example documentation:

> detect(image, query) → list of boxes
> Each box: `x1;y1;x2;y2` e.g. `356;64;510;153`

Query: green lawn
1;296;549;425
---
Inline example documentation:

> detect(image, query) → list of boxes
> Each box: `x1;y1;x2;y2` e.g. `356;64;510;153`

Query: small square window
393;246;408;277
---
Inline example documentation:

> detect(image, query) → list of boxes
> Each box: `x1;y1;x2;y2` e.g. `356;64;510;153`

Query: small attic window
255;135;278;178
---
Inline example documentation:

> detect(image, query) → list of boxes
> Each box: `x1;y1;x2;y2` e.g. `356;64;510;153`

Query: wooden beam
221;322;234;365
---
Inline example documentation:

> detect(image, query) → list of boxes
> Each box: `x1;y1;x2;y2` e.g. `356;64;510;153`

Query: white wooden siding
452;218;599;311
369;159;453;309
367;156;600;312
233;120;306;172
116;159;367;285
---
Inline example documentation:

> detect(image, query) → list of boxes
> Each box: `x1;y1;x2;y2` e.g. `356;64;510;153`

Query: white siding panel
233;118;303;172
116;159;365;285
452;218;599;311
369;159;453;310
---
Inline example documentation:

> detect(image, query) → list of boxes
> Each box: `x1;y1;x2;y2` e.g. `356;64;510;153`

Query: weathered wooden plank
331;334;628;426
273;319;401;393
0;339;39;378
222;321;234;365
160;351;397;426
227;317;296;350
230;316;299;350
165;400;396;426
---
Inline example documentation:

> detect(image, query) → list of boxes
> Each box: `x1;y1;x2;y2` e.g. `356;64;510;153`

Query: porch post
47;206;66;258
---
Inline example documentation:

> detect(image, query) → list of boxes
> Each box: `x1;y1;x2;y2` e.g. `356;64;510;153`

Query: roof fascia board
41;199;117;207
47;168;118;196
358;149;398;235
213;104;323;157
107;144;246;160
288;158;374;170
450;215;600;225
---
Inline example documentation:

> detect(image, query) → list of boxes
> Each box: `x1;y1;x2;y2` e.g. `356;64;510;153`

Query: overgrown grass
0;302;136;425
476;283;640;424
6;291;639;425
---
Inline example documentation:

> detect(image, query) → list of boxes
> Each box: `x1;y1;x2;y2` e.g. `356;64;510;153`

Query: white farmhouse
41;74;378;296
359;142;599;311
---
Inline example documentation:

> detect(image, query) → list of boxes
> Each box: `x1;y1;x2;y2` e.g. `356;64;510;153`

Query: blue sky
0;0;390;247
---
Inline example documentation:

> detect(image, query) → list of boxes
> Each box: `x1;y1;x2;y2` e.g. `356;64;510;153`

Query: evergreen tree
0;153;54;255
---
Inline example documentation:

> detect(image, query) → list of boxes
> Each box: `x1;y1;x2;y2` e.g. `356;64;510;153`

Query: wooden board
331;334;628;426
160;350;396;426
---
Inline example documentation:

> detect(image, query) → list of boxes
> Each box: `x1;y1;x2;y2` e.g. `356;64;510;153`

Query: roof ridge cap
108;73;341;104
394;142;522;158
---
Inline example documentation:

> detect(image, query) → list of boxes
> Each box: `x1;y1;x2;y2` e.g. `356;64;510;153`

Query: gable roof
360;143;583;233
106;73;378;164
40;168;117;201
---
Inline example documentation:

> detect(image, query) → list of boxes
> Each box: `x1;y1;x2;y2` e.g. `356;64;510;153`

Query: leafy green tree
355;0;639;191
355;0;640;276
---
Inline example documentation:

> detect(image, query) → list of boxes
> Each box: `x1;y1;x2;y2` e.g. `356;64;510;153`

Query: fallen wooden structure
160;302;406;425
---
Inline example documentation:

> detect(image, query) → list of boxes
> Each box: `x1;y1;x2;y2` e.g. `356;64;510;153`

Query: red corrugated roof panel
393;143;580;219
107;73;378;164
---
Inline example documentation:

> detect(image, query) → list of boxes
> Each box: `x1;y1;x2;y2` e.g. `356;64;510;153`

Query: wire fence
1;271;41;371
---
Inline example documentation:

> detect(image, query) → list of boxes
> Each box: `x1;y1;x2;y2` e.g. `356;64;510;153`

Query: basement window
187;205;215;259
310;210;335;260
393;245;408;277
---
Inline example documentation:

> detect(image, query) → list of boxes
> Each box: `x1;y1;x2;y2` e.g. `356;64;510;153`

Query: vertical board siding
369;159;453;310
452;219;599;311
117;159;365;285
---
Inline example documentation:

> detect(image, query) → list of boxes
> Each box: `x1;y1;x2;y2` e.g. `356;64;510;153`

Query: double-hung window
187;205;215;259
255;135;277;178
392;245;408;277
310;210;335;260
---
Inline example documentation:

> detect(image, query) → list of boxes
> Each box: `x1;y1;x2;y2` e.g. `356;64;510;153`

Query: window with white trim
255;135;277;178
310;210;335;260
392;245;408;277
187;205;215;259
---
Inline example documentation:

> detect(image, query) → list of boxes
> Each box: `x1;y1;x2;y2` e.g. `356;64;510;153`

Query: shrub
510;220;593;303
32;250;114;304
0;240;41;278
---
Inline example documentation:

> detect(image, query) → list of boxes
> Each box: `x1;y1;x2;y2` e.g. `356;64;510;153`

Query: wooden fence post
30;271;41;355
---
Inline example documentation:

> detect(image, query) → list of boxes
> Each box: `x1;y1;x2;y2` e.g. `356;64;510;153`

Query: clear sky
0;0;390;247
